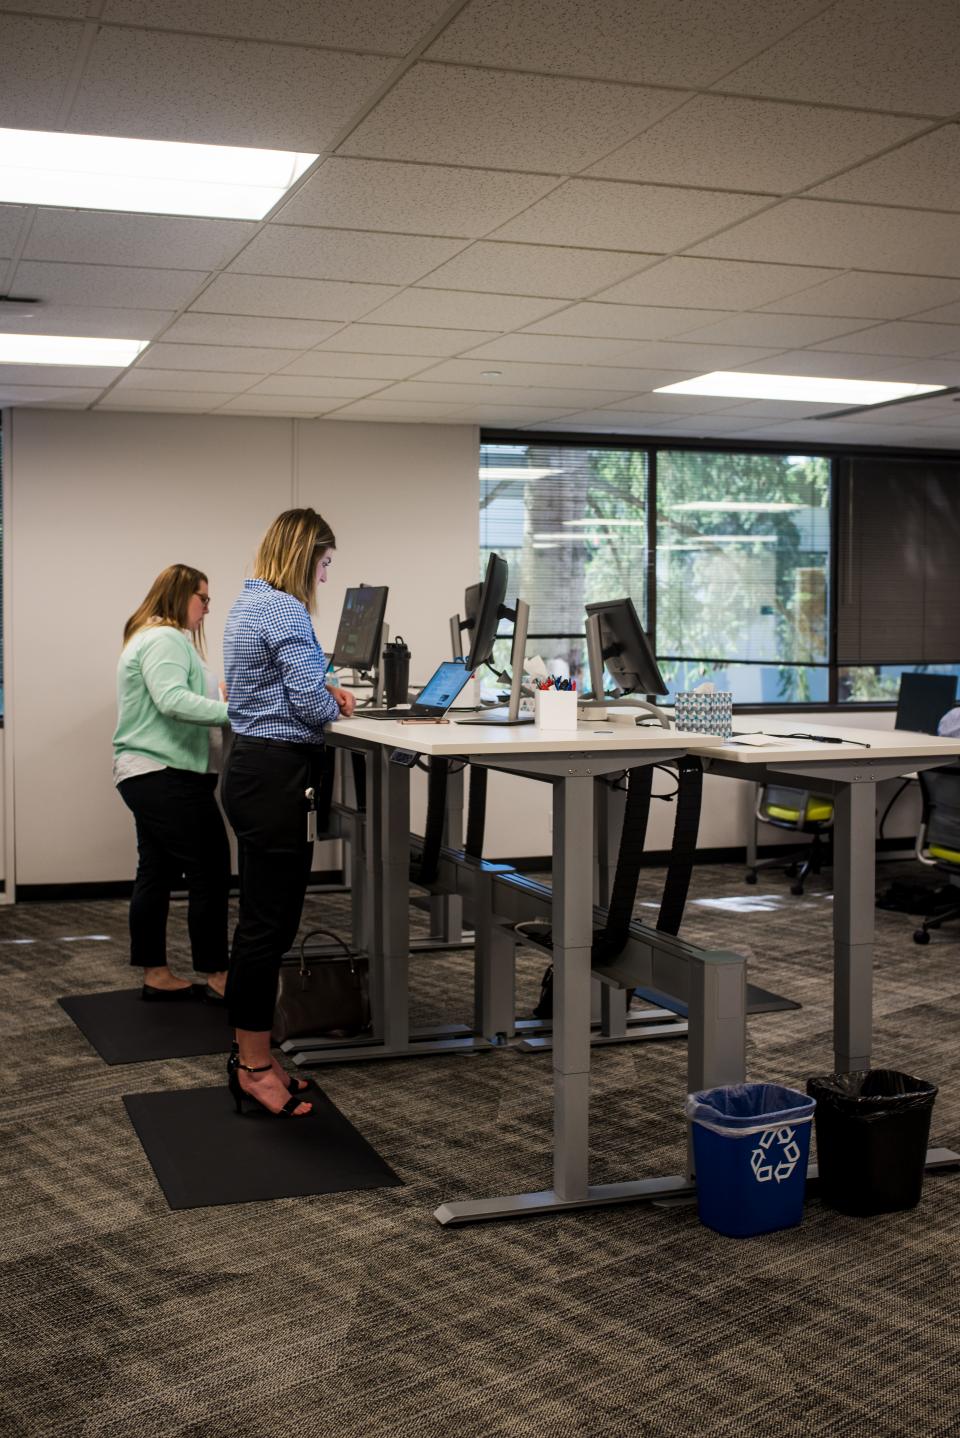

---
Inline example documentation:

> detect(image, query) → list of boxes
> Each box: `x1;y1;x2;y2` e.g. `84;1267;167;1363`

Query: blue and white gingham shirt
223;579;339;742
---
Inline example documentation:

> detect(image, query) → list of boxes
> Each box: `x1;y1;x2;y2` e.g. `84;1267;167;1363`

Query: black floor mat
123;1084;403;1209
59;988;232;1064
633;981;801;1019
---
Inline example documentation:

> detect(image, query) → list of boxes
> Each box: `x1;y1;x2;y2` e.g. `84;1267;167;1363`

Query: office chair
745;784;834;896
912;764;960;944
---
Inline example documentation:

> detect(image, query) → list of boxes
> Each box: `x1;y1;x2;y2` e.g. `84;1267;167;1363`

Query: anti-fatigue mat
632;981;800;1019
123;1084;402;1209
59;988;232;1065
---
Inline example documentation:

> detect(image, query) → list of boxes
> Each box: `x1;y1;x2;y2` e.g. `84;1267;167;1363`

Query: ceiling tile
316;324;500;355
715;400;849;420
0;384;100;406
0;16;84;130
522;302;740;341
379;380;638;407
690;199;960;276
7;2;92;14
277;158;559;238
98;389;217;410
214;394;345;415
324;399;468;421
278;352;433;380
811;125;960;210
228;226;467;286
587;96;919;194
526;418;660;433
460;333;644;364
0;364;123;386
193;274;398;321
594;256;837;309
413;241;654;299
10;260;209;310
0;305;173;339
102;0;455;53
450;405;578;424
547;409;670;428
650;413;783;434
904;298;960;325
70;27;395;149
675;313;872;347
812;321;960;357
339;63;689;172
720;0;960;116
244;375;386;399
493;180;768;252
412;358;687;391
427;0;827;88
606;392;741;414
759;271;960;321
23;210;255;270
138;343;298;372
0;206;28;257
563;340;780;369
736;349;910;378
867;358;960;385
114;367;251;392
163;313;340;348
357;289;563;330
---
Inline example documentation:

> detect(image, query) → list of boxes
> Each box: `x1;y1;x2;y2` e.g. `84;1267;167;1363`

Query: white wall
6;409;477;885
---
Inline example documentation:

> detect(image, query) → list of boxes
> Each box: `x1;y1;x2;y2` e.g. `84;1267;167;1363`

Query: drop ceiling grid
0;1;957;445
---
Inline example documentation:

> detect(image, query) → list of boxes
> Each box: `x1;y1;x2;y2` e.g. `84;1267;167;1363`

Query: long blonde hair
123;564;208;654
253;508;336;612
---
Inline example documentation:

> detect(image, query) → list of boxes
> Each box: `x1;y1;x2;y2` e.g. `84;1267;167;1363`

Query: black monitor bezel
894;671;958;735
585;596;667;697
466;553;508;669
332;584;388;671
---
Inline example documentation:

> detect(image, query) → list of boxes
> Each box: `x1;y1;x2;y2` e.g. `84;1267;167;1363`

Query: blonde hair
123;564;208;655
253;507;336;612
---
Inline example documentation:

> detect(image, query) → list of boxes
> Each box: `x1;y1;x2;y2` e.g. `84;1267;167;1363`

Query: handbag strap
298;926;357;979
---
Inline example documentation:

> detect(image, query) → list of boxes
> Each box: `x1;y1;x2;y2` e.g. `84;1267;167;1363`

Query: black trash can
806;1070;937;1216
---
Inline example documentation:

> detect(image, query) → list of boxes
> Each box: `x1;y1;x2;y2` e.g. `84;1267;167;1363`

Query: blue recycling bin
687;1083;816;1238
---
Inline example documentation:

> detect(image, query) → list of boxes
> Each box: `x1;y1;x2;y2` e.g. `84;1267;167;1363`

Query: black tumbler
382;636;411;708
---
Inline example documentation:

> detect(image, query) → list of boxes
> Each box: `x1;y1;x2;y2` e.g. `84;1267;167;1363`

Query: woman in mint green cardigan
113;564;231;1001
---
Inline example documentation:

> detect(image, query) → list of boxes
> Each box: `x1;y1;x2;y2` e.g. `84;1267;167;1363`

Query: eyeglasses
195;592;211;608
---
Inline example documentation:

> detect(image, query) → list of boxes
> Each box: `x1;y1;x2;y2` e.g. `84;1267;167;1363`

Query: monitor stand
581;611;670;728
450;599;534;725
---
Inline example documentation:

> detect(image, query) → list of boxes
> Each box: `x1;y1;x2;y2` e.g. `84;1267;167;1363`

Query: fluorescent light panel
0;333;148;365
0;128;317;219
655;371;946;405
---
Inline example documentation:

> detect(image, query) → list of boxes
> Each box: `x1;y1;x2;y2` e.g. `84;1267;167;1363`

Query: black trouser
222;738;322;1032
118;768;230;973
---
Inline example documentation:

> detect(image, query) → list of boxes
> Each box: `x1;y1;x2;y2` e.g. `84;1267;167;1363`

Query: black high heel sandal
228;1062;312;1118
227;1042;310;1094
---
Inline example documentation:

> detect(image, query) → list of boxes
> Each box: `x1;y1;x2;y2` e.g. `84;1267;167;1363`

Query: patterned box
674;691;733;738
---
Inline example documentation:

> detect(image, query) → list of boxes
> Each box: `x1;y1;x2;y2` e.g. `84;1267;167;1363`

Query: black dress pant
118;768;230;973
222;738;322;1032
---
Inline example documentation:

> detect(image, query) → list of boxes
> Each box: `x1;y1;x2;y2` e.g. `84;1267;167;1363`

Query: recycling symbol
750;1125;801;1183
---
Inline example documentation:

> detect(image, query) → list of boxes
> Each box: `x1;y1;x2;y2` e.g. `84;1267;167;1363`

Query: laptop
895;672;958;735
355;660;475;720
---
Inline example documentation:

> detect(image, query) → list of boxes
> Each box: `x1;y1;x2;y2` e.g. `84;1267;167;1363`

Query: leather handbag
272;928;371;1043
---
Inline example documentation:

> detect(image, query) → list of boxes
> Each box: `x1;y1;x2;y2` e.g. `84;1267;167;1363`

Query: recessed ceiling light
654;371;946;405
0;127;317;220
0;333;149;365
480;370;503;378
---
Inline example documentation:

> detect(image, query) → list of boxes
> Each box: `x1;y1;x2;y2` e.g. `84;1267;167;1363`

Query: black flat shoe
141;984;195;1002
197;983;227;1005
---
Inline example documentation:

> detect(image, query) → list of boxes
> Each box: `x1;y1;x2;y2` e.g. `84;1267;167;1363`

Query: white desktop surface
710;718;960;765
332;715;725;757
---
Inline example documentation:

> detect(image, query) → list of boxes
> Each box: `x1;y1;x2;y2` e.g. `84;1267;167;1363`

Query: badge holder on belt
306;786;317;844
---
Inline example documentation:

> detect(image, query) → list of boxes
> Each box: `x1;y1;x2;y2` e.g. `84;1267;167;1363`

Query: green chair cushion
929;844;960;866
767;799;833;824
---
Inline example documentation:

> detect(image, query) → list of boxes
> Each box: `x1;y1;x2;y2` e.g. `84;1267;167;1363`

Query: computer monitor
894;672;958;735
332;585;388;672
584;598;667;698
466;553;508;669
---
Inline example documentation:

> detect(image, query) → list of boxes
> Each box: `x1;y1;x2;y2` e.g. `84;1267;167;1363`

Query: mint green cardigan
113;626;229;773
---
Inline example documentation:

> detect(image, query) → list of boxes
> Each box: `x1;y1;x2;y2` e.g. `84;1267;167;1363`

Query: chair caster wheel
745;870;758;885
790;883;804;896
913;928;930;945
785;863;799;878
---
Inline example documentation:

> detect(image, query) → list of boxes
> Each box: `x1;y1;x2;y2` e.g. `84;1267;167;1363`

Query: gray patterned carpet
2;864;960;1438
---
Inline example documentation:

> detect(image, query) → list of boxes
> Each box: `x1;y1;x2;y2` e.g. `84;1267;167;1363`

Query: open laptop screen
414;660;473;715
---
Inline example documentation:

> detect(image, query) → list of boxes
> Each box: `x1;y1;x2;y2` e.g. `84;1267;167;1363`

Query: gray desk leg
833;781;875;1072
595;776;628;1039
553;774;594;1202
381;749;411;1049
473;869;517;1041
746;783;759;870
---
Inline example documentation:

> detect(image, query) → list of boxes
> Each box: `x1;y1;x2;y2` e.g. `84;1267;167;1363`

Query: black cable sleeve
350;751;367;813
465;764;488;859
415;757;448;885
592;765;653;963
656;756;703;936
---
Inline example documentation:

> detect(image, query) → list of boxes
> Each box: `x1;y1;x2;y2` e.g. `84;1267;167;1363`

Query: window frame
481;428;960;713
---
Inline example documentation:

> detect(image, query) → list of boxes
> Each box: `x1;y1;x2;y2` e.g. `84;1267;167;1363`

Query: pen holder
534;688;578;732
674;691;733;738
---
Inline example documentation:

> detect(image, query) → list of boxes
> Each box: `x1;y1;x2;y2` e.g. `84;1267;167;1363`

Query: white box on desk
534;688;578;731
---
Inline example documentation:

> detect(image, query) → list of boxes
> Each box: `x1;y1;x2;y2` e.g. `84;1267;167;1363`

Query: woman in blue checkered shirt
222;508;355;1118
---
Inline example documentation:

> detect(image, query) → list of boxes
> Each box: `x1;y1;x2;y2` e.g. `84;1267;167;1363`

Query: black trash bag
807;1069;937;1216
